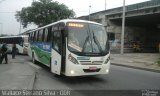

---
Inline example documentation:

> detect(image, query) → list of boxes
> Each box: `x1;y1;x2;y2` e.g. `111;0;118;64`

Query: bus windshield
67;22;109;56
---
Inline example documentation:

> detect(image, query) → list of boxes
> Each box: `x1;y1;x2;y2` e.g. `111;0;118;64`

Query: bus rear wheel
32;53;37;64
50;58;52;72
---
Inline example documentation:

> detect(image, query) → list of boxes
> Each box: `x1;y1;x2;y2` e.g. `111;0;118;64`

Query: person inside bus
0;43;8;64
12;44;17;59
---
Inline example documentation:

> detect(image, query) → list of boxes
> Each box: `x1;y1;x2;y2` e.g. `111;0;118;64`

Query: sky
0;0;150;35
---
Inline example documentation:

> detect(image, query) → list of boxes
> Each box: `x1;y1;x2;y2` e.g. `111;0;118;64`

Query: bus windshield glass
67;22;109;56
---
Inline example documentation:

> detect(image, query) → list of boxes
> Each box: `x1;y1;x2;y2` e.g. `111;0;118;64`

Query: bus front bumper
64;62;110;76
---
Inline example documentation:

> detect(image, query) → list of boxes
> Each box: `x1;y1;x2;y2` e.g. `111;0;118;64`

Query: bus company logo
43;45;50;50
54;61;57;65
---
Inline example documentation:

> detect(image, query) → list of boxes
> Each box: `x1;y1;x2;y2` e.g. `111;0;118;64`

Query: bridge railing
106;0;160;15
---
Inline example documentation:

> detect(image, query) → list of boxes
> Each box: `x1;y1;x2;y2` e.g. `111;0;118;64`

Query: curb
27;72;36;90
111;63;160;73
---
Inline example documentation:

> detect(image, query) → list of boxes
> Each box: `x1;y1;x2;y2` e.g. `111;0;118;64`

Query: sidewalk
110;53;160;72
0;55;36;90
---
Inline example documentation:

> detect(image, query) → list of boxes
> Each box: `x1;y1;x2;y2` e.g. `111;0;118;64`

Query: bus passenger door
51;28;62;75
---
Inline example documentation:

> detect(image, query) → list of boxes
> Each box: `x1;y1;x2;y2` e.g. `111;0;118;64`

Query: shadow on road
30;60;108;84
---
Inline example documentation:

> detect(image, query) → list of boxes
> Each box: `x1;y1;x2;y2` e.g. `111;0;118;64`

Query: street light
120;0;126;54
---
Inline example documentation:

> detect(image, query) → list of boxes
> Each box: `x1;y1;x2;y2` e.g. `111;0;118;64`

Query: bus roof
0;35;28;44
26;19;103;34
59;19;103;26
0;35;28;39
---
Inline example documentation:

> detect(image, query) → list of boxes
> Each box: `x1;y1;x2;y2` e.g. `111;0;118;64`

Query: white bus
0;35;29;54
27;19;110;76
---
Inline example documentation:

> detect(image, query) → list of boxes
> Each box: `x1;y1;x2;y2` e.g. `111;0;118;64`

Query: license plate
89;67;97;70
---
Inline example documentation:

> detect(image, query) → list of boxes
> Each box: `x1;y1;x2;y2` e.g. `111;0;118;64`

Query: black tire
16;48;19;55
54;74;60;77
50;58;52;72
32;53;36;64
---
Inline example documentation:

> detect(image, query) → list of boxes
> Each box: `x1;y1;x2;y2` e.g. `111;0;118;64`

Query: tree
15;0;75;28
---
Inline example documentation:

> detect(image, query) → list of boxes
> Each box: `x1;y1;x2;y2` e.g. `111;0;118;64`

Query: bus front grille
80;61;103;65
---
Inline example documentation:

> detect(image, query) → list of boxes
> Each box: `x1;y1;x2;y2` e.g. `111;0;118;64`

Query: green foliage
15;0;75;28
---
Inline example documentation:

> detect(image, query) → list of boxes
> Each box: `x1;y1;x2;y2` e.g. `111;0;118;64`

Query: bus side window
36;31;39;41
52;24;61;54
32;32;34;42
59;23;65;55
47;27;52;42
30;33;32;42
28;33;30;41
33;31;37;42
29;33;32;42
38;29;43;41
53;31;61;54
44;28;48;42
42;29;45;42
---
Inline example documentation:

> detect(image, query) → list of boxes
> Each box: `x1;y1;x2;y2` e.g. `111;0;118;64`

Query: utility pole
89;5;91;21
19;20;22;34
0;23;2;35
120;0;126;54
105;0;106;10
0;0;5;35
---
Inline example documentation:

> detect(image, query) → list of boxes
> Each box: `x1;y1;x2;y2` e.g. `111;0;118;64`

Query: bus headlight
104;56;110;64
68;54;79;64
70;70;75;74
106;69;109;73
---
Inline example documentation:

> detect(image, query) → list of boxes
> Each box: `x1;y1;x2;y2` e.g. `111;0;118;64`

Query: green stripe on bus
31;46;51;65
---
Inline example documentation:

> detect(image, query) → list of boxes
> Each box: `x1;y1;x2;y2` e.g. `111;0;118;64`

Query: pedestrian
0;43;8;64
12;44;17;59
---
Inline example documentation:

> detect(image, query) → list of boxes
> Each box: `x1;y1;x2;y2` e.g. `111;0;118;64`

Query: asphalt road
1;55;160;96
21;56;160;90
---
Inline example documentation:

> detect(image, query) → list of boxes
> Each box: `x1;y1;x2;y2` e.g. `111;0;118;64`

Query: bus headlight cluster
70;70;75;74
104;56;110;64
68;54;79;64
106;69;109;73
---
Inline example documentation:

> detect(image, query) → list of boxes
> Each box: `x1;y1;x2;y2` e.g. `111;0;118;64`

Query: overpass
78;0;160;53
106;0;160;27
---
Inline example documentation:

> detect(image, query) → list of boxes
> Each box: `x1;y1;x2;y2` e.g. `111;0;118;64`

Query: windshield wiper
82;36;89;52
92;32;103;53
